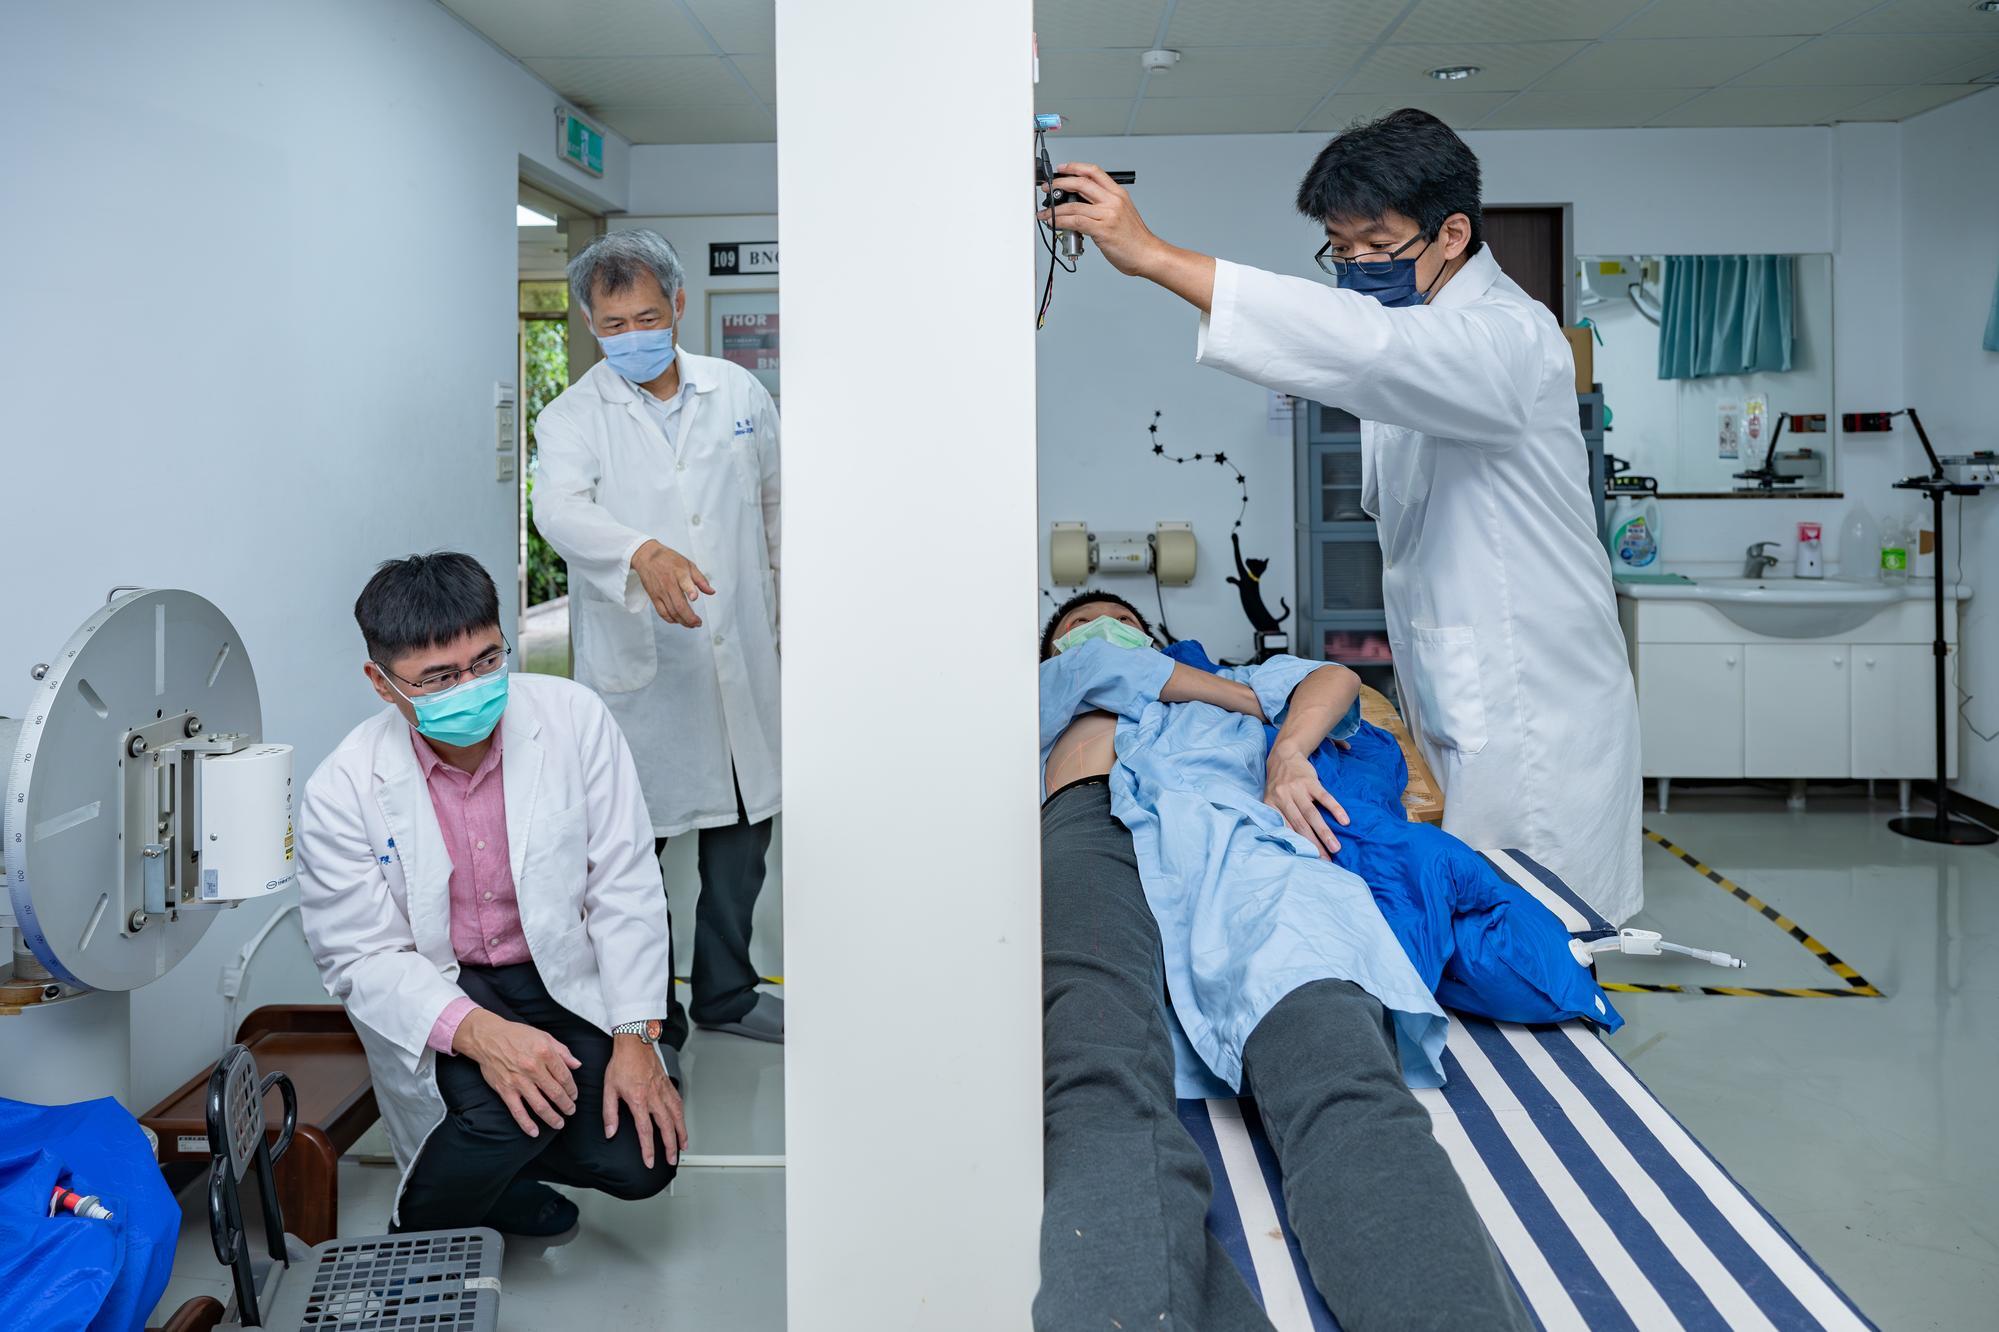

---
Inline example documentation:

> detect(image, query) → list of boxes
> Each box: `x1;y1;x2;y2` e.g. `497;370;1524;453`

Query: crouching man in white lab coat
1048;108;1643;922
297;553;683;1238
533;229;783;1050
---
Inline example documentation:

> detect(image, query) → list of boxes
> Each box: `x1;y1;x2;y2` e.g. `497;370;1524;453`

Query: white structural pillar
775;1;1042;1327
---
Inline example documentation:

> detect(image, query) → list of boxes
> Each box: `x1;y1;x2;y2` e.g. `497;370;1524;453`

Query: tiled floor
150;791;1997;1329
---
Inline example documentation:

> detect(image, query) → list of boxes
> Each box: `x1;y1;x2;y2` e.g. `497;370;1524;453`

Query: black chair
202;1043;505;1330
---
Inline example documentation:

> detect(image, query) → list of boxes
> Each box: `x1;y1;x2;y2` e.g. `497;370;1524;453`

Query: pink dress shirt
413;728;528;1053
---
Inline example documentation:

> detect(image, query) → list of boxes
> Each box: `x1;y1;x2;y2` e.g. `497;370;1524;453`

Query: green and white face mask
1054;615;1153;654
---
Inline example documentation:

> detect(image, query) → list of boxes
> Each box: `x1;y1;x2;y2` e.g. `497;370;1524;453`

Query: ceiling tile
686;0;773;54
440;0;707;57
1164;0;1410;48
1619;0;1876;40
1476;87;1701;129
1347;42;1589;94
1937;50;1999;82
591;103;775;145
1539;35;1804;90
1144;45;1359;98
733;53;775;101
1133;94;1321;135
1834;83;1986;120
1301;92;1516;132
1843;0;1999;35
1034;0;1166;49
1737;33;1999;85
523;55;756;108
1647;84;1881;127
1031;98;1133;137
1037;49;1147;101
1393;0;1650;45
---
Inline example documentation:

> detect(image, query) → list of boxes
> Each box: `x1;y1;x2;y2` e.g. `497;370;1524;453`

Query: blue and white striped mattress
1182;849;1874;1332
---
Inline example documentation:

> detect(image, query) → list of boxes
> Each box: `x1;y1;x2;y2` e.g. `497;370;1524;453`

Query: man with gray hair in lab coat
533;229;783;1068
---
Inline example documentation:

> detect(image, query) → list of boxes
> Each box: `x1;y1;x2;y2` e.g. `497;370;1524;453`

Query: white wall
777;0;1042;1323
0;0;630;1109
1901;89;1999;805
629;143;779;216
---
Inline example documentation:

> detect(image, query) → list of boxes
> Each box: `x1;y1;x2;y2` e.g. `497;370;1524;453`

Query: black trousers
656;775;773;1046
395;962;676;1232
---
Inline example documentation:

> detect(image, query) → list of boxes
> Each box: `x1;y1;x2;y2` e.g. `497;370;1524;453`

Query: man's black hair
355;552;501;666
1039;590;1153;661
1294;107;1484;251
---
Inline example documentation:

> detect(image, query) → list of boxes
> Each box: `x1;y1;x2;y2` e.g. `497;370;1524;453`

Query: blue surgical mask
1337;256;1431;308
1054;615;1153;653
597;326;677;382
398;670;510;748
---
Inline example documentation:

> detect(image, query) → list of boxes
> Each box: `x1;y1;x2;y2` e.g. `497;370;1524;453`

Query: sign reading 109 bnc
709;242;778;276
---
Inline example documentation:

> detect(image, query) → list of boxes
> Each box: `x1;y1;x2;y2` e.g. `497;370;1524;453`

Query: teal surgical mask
1054;615;1153;653
394;670;510;748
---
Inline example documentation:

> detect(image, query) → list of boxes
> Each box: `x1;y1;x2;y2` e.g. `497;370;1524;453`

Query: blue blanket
1165;641;1621;1033
0;1097;180;1332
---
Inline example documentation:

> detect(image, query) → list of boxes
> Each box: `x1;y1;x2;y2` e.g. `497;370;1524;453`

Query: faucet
1744;541;1780;579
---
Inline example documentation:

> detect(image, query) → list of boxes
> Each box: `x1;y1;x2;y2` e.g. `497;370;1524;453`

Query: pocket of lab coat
532;801;589;912
1377;426;1435;507
1407;624;1488;755
573;594;658;694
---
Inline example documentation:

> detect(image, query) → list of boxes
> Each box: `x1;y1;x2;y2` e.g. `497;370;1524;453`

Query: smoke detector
1141;48;1181;74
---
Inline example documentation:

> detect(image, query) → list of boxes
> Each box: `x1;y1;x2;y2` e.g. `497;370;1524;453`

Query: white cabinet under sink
1617;591;1964;792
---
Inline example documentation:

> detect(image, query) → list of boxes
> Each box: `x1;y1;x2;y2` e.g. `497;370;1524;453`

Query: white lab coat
295;674;672;1217
532;353;781;836
1197;246;1643;923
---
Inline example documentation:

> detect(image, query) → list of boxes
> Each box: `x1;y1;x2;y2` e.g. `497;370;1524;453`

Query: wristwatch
612;1019;665;1046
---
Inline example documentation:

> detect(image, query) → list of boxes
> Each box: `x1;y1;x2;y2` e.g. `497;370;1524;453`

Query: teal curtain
1656;255;1795;380
1985;264;1999;353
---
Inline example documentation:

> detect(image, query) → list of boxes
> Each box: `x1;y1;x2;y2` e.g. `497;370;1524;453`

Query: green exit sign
557;108;604;177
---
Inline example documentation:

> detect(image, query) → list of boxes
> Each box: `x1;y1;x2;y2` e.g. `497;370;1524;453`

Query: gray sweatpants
1036;779;1532;1332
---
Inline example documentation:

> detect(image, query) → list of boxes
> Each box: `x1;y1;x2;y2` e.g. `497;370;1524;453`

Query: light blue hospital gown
1040;640;1448;1097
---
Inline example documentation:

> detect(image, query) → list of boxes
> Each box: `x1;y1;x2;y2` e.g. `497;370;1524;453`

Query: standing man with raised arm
533;230;784;1064
1046;109;1642;924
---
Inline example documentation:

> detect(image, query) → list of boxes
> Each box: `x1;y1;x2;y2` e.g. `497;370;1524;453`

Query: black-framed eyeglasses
1315;231;1429;278
377;641;512;695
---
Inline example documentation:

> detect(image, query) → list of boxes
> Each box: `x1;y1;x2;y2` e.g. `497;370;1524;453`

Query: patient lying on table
1035;591;1533;1332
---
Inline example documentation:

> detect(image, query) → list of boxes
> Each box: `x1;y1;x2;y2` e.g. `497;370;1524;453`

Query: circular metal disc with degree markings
4;589;262;991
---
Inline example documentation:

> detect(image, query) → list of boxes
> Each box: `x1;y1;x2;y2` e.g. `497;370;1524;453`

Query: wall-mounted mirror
1578;253;1834;497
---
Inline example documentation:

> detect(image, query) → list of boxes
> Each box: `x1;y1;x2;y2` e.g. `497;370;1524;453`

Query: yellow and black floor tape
1601;829;1884;1000
675;975;783;986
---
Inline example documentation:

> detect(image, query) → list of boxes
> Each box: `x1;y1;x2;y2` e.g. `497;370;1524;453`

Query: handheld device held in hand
1033;114;1135;324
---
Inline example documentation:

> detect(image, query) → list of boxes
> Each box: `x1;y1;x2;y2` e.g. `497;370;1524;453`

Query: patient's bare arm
1265;665;1363;860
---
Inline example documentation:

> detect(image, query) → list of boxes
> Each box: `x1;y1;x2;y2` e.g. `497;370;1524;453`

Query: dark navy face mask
1335;239;1436;308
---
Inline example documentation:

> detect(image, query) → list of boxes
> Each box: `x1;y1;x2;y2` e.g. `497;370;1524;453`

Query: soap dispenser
1795;522;1824;579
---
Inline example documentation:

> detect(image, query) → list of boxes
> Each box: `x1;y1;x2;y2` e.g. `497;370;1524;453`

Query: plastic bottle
1880;513;1911;585
1606;493;1662;572
1839;499;1879;582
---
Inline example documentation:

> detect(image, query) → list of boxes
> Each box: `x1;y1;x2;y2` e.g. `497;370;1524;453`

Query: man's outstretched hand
1043;163;1219;313
633;539;716;628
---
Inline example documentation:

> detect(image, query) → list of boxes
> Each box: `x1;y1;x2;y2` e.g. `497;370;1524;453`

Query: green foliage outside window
523;293;570;606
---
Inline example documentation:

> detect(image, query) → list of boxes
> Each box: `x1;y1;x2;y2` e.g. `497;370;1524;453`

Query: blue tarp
1163;641;1620;1032
0;1097;180;1332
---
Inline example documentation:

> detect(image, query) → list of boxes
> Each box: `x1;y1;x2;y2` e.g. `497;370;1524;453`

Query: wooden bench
1358;683;1445;823
141;1005;377;1246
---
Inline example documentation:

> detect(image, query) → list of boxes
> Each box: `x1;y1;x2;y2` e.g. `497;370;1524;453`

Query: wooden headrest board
1357;684;1444;824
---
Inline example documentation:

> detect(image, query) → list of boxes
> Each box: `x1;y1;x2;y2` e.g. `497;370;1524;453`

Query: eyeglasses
1315;231;1429;278
377;642;511;695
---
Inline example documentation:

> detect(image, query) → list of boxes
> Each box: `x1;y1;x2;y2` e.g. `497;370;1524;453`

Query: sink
1613;574;1969;639
1694;579;1901;637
